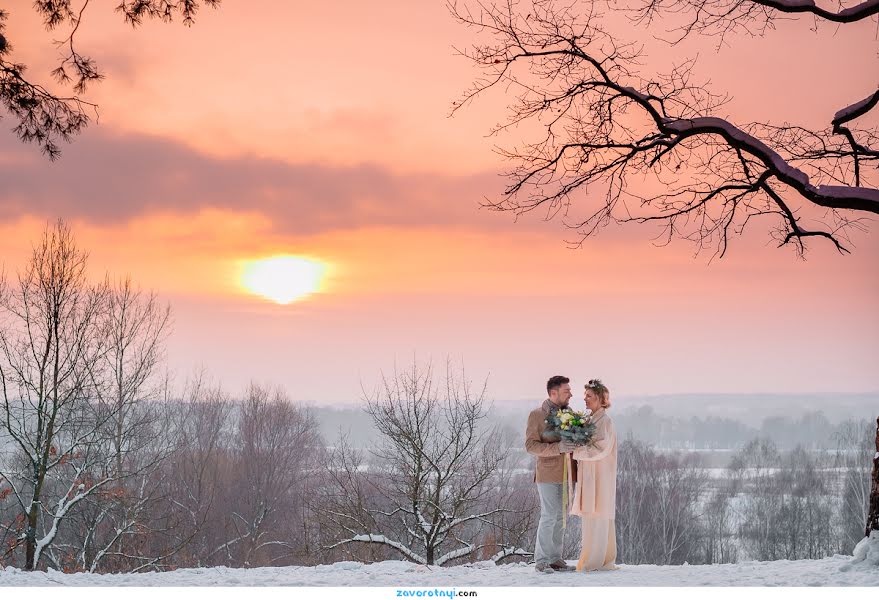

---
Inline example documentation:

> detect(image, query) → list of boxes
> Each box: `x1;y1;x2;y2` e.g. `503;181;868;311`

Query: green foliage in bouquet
545;408;597;445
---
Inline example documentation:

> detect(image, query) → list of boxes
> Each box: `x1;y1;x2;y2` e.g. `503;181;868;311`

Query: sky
0;1;877;405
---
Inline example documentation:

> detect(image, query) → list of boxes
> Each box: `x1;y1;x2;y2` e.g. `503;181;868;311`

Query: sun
239;256;327;304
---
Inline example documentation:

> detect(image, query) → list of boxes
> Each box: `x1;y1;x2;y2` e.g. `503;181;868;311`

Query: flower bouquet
545;407;597;446
545;407;598;527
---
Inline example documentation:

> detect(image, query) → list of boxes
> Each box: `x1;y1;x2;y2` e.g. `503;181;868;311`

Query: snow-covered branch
328;534;427;565
490;546;532;564
319;360;528;566
451;1;878;258
449;508;517;530
33;470;115;567
750;0;879;23
833;89;879;128
662;117;879;214
435;542;474;566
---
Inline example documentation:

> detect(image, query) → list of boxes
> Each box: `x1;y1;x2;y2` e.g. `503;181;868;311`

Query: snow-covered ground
1;554;877;587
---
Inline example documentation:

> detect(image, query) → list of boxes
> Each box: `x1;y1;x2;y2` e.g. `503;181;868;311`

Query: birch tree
614;437;652;564
832;419;874;552
615;438;707;564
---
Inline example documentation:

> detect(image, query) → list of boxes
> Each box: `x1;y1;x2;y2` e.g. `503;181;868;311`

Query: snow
662;117;811;188
768;0;879;22
813;184;879;203
662;115;879;207
833;91;877;125
620;86;652;104
1;555;878;586
842;530;879;571
838;0;879;19
343;535;426;565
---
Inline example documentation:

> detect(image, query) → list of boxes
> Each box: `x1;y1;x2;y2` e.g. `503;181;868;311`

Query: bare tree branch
450;0;878;258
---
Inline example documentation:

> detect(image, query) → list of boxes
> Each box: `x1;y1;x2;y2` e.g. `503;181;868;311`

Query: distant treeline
317;404;871;452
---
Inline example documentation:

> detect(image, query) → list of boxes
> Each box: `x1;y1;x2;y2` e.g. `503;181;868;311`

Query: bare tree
468;423;538;563
614;438;707;564
775;447;837;559
615;437;652;563
100;278;171;481
450;0;878;258
653;452;708;564
0;219;120;570
731;437;841;560
730;438;785;560
55;280;175;573
832;419;874;551
205;382;321;567
159;374;232;568
698;487;738;565
312;432;394;565
0;1;220;159
322;359;529;566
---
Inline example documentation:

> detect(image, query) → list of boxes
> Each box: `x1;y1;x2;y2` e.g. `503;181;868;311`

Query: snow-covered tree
450;0;878;258
321;359;530;566
0;219;120;570
59;279;175;573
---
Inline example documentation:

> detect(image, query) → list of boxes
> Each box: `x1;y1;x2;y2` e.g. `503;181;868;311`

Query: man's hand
558;440;578;453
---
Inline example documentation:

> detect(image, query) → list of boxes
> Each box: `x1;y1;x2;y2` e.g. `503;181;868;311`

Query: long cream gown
569;408;618;571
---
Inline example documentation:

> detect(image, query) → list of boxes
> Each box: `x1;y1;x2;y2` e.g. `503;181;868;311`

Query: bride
569;379;618;571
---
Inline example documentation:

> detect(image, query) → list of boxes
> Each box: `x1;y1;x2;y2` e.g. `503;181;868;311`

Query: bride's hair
585;379;611;408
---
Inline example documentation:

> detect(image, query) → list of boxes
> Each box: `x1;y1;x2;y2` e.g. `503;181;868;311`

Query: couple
525;375;618;573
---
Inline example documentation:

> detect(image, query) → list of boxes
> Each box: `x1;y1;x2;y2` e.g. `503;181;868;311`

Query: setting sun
240;256;327;304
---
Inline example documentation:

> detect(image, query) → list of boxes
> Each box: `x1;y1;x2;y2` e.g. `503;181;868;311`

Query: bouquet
545;407;597;446
545;407;598;528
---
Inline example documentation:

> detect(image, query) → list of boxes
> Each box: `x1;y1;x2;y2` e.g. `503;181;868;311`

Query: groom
525;375;578;573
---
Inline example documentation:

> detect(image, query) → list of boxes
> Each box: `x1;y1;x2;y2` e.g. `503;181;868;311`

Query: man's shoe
534;562;555;573
549;560;575;571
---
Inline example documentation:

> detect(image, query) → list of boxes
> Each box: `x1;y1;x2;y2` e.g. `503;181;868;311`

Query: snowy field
1;555;878;587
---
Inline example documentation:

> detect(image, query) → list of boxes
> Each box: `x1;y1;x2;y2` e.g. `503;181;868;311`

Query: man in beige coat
525;375;578;573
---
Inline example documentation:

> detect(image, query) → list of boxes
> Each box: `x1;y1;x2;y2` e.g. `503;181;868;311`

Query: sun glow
240;256;327;304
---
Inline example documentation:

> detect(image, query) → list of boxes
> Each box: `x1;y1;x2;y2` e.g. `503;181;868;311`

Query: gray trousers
534;483;564;564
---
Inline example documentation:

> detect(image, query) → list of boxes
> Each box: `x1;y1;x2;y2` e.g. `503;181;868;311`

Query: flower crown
585;378;604;390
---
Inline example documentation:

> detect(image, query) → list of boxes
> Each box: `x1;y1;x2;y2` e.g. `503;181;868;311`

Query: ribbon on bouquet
562;456;567;529
562;452;575;529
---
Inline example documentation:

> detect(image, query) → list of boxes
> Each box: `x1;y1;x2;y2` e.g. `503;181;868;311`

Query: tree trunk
24;503;39;570
866;416;879;537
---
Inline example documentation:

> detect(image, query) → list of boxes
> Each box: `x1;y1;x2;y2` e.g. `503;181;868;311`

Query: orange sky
1;1;877;403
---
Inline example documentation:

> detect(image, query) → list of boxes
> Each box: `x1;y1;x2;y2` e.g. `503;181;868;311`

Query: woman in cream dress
570;379;618;571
